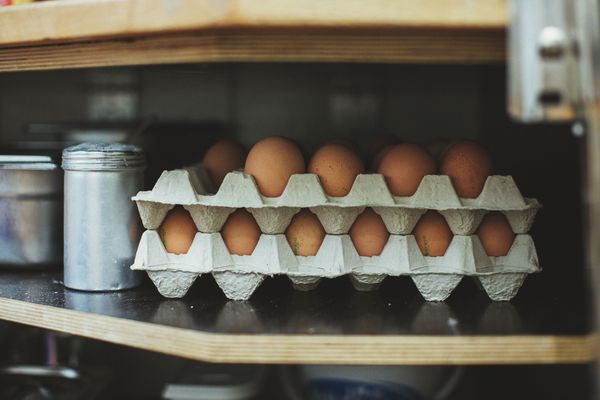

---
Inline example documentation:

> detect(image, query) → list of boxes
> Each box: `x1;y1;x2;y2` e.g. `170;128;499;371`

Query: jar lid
62;142;145;171
0;155;58;171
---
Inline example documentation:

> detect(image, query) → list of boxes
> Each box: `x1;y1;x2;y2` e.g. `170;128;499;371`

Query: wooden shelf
0;0;507;71
0;272;594;365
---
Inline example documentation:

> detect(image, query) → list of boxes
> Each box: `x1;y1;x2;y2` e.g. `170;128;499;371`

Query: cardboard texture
132;231;538;301
131;165;541;301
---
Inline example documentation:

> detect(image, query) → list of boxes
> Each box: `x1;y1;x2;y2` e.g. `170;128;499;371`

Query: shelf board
0;0;506;71
0;272;594;365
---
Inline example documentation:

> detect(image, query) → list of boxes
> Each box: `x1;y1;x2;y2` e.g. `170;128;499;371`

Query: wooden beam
0;0;507;47
0;29;505;72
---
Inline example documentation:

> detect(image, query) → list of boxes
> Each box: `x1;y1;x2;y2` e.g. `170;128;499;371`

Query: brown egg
369;135;401;171
377;143;436;196
326;138;360;155
440;140;492;198
371;144;394;171
221;209;261;255
477;212;515;256
285;209;325;256
202;138;246;188
349;208;390;256
244;136;305;197
158;206;197;254
369;134;400;159
413;211;453;257
426;138;456;164
308;144;365;197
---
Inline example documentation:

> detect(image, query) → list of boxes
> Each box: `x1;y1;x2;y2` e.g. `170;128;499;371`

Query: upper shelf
0;0;507;71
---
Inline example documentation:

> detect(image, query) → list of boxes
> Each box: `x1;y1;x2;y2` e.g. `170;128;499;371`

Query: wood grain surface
0;0;506;70
0;0;507;47
0;29;505;72
0;296;594;365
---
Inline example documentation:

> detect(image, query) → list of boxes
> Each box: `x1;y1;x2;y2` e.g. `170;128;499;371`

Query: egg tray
132;165;541;236
131;230;539;302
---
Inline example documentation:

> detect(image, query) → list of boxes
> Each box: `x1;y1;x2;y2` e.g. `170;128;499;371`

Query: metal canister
62;143;145;291
0;155;62;267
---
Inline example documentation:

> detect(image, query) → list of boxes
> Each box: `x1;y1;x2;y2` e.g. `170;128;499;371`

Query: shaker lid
62;142;145;171
0;155;57;170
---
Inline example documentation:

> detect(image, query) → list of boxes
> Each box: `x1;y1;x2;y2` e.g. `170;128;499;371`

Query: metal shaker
62;143;145;291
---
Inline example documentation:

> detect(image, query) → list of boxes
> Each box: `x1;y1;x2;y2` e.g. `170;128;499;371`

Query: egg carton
131;231;539;302
133;166;541;236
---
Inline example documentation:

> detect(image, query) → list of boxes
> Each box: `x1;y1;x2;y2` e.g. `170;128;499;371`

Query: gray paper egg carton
131;230;538;301
131;165;541;301
133;166;540;236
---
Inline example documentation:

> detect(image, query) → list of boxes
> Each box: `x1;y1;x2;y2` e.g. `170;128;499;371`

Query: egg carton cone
132;231;539;301
133;166;541;235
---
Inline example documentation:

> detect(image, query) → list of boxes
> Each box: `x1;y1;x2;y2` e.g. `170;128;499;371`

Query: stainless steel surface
62;143;144;291
62;142;145;171
0;156;62;267
578;0;600;392
508;0;581;122
509;0;600;389
0;366;81;380
0;365;108;400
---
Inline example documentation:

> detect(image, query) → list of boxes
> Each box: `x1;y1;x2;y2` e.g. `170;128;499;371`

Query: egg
369;134;400;170
477;212;515;256
412;211;453;257
440;140;492;198
158;206;197;254
326;138;360;155
377;143;436;196
308;143;365;197
202;138;246;188
221;209;261;255
349;208;389;256
285;209;325;256
371;144;394;171
244;136;305;197
426;138;456;164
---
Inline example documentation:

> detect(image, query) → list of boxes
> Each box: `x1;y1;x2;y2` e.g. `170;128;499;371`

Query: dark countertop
0;270;591;337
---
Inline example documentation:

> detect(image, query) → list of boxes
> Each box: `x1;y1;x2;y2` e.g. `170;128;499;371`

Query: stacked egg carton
131;165;541;301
